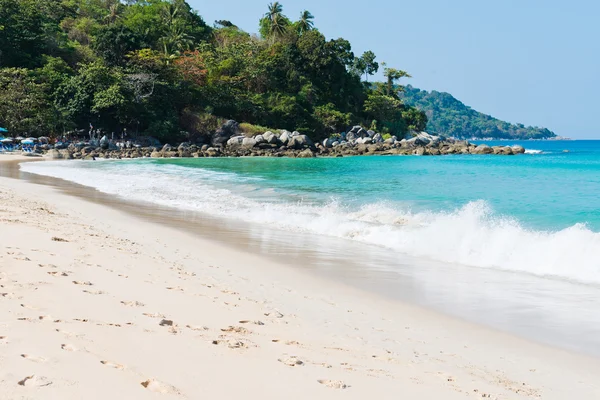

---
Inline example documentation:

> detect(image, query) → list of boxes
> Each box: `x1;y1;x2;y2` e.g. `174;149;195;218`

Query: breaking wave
21;160;600;285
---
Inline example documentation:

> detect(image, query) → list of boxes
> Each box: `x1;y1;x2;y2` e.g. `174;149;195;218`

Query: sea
19;140;600;355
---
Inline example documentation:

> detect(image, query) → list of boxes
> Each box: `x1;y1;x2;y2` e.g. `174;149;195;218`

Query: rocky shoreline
42;121;525;160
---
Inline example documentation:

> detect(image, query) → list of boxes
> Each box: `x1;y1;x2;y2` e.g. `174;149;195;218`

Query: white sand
1;156;599;399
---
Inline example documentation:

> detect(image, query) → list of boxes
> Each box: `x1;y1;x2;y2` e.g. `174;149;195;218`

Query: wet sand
1;154;600;399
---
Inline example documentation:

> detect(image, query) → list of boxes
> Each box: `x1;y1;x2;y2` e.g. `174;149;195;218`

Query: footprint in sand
18;375;52;387
61;344;77;352
0;336;8;345
20;304;39;310
317;379;348;389
121;301;145;307
278;356;304;367
220;326;251;335
55;329;77;338
83;290;105;295
72;280;93;286
47;271;68;277
140;379;180;394
185;325;209;332
143;313;166;319
100;360;125;370
239;320;265;326
21;354;46;363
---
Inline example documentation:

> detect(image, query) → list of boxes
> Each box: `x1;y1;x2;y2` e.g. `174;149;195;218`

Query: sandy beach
1;154;599;399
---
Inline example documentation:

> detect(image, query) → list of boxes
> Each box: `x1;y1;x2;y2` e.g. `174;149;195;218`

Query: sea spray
20;159;600;286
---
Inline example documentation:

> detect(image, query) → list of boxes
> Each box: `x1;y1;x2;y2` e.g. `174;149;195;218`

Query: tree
0;0;48;68
261;2;289;38
297;10;314;34
0;68;55;136
93;25;141;66
383;64;411;96
361;50;378;82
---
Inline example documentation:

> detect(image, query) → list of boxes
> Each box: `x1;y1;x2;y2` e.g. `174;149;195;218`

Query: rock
227;136;245;148
511;145;525;154
373;133;383;143
46;149;63;159
413;147;426;156
346;131;358;142
297;149;315;158
263;131;279;145
291;131;301;137
349;125;361;133
472;144;494;154
99;135;109;150
205;147;220;157
367;130;376;137
332;141;340;147
323;138;335;148
212;120;240;146
254;134;265;144
161;144;172;152
58;149;73;159
280;131;291;145
242;137;257;148
357;128;368;138
287;135;314;149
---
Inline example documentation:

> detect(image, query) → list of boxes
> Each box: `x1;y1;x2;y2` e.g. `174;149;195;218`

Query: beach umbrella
0;127;7;133
21;139;34;145
1;138;13;143
15;136;24;140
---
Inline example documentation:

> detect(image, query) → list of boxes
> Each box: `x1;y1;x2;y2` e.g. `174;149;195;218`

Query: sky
188;0;600;139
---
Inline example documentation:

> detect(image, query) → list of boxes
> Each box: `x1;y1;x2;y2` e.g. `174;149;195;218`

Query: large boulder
323;138;334;148
263;131;279;144
227;136;245;148
472;144;494;154
242;137;257;148
212;120;240;146
280;130;291;145
346;131;358;142
254;134;265;144
512;145;526;154
373;133;383;143
287;134;314;149
99;135;109;150
46;149;63;159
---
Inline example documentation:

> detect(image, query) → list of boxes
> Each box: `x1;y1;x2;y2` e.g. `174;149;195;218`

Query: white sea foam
21;160;600;285
525;149;543;154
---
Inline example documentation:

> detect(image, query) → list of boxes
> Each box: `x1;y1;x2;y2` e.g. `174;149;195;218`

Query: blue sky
188;0;600;139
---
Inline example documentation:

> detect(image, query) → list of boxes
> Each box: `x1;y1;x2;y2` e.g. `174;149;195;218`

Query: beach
1;154;600;399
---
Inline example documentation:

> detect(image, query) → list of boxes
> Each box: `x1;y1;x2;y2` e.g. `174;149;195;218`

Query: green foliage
0;68;57;135
400;86;556;139
0;0;426;142
239;122;279;136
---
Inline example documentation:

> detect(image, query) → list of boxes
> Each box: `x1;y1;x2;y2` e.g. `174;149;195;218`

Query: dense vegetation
0;0;427;143
400;86;556;140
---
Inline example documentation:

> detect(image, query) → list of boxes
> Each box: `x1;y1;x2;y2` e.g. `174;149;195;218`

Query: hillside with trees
0;0;427;142
400;86;556;140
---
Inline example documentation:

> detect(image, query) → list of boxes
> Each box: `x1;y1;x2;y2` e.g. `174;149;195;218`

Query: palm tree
264;2;287;37
160;25;194;63
104;3;121;25
297;10;314;33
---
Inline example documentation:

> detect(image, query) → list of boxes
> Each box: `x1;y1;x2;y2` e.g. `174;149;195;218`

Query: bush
239;122;279;137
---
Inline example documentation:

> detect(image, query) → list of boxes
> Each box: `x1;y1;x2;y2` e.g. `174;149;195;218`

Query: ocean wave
525;149;543;154
20;160;600;285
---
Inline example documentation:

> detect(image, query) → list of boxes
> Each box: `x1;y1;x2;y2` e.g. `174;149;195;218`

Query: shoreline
1;155;600;398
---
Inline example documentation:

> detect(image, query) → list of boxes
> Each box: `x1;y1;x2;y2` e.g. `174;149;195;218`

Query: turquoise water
20;140;600;285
